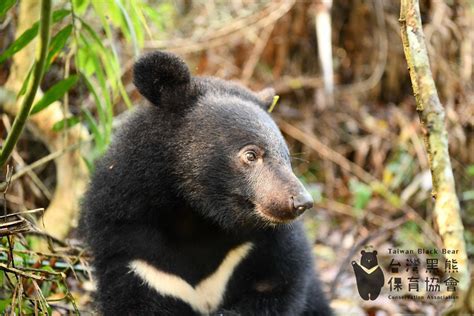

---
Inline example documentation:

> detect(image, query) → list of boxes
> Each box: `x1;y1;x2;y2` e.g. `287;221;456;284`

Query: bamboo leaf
83;108;104;151
72;0;89;15
114;0;139;56
80;73;106;130
17;64;34;97
45;24;73;70
0;24;39;64
31;75;78;115
0;9;70;64
0;0;16;18
78;17;105;50
52;116;80;132
51;9;71;23
82;156;95;174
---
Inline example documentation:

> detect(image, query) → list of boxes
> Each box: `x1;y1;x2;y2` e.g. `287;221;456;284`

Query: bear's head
360;250;379;269
133;51;314;230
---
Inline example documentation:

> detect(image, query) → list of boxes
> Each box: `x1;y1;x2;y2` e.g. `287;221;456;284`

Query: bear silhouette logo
352;250;384;300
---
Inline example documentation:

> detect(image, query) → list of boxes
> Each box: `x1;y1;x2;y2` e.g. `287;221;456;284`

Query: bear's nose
291;192;314;215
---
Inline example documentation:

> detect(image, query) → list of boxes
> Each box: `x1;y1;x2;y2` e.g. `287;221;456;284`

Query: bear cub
80;51;332;315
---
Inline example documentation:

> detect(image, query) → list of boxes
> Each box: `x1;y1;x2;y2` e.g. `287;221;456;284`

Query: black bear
352;250;384;301
80;51;332;315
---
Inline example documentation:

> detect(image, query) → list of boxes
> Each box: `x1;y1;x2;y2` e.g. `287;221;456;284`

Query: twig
11;139;91;182
0;208;45;220
278;119;375;184
241;24;275;84
145;0;294;54
0;263;45;281
0;0;53;167
2;115;52;199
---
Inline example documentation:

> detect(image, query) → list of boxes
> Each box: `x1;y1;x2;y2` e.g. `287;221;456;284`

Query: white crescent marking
353;261;380;275
129;242;253;314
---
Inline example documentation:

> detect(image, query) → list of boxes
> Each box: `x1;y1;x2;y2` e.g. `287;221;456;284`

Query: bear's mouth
254;204;294;224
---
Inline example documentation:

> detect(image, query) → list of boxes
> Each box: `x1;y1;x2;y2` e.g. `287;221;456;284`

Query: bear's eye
244;151;257;162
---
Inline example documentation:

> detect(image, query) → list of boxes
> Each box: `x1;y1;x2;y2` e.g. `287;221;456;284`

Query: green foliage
52;116;80;132
0;9;70;64
31;75;79;115
72;0;89;14
396;220;432;250
383;149;415;189
349;178;373;210
0;0;168;166
308;184;323;204
467;164;474;177
17;66;34;97
0;24;39;64
0;0;177;171
45;24;73;70
71;0;154;165
140;2;174;33
0;0;16;19
0;235;80;314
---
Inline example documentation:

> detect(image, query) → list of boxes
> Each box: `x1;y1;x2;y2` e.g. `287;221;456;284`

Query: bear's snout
291;192;314;215
254;166;315;223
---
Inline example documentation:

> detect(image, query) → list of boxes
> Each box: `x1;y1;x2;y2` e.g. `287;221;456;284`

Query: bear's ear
133;51;194;109
361;250;366;255
256;87;276;110
373;250;377;255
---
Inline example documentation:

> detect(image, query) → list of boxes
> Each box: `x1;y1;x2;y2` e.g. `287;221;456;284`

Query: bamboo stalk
0;0;52;167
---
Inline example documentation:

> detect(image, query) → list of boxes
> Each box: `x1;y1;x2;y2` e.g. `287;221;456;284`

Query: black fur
80;51;332;315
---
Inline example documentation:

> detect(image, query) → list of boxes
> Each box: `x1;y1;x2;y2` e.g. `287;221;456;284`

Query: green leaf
129;0;147;46
0;9;70;64
31;75;78;115
17;63;34;97
0;299;12;312
349;178;373;210
82;156;95;174
0;24;39;64
51;9;71;23
114;0;139;55
141;3;174;32
45;25;73;70
78;17;106;50
268;95;280;113
0;0;16;18
81;73;106;126
467;164;474;177
73;0;90;15
52;116;80;132
83;108;103;150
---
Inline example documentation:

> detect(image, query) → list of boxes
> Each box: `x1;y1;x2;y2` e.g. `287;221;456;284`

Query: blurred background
0;0;473;315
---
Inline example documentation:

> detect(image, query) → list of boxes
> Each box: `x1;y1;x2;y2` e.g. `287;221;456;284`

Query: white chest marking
354;261;380;274
128;242;253;314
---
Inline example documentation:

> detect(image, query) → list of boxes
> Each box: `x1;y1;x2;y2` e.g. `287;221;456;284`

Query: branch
399;0;469;295
0;0;52;167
